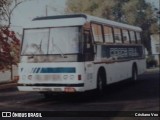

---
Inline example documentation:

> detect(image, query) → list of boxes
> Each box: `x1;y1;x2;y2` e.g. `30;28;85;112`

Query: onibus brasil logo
1;112;42;118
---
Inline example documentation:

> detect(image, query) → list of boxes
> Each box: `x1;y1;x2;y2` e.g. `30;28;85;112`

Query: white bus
18;14;146;96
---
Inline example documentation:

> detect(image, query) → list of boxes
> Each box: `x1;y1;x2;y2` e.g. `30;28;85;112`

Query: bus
18;14;146;96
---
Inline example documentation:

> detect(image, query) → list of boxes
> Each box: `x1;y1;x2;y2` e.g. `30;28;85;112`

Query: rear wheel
132;66;138;81
97;72;106;94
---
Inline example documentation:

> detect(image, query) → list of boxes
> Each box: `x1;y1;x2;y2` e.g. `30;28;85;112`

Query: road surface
0;69;159;120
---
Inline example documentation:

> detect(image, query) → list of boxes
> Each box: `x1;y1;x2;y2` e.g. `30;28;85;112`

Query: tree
0;0;21;71
0;27;20;71
0;0;24;27
122;0;158;54
66;0;157;30
66;0;158;53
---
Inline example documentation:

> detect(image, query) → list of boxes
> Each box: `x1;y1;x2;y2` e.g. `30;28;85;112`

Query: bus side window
113;28;122;43
91;24;103;43
103;26;114;43
130;31;136;44
122;29;130;44
136;32;141;44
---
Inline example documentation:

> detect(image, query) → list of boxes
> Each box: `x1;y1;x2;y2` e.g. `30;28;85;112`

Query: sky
146;0;159;8
11;0;159;33
11;0;66;33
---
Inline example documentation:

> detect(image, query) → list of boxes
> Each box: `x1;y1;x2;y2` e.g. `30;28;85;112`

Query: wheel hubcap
134;71;137;80
98;76;103;91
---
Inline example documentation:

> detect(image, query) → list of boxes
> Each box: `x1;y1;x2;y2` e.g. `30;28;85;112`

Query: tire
132;66;138;81
96;73;106;94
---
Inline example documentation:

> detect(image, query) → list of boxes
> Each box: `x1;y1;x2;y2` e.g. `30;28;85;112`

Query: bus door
83;30;94;89
83;30;94;60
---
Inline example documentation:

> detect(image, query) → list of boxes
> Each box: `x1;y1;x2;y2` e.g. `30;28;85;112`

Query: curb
146;67;160;72
0;80;18;90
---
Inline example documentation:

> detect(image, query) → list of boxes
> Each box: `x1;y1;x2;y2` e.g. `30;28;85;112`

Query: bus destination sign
102;45;144;61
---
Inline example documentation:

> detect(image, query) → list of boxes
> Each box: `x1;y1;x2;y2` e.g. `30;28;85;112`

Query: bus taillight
78;75;81;80
14;76;19;81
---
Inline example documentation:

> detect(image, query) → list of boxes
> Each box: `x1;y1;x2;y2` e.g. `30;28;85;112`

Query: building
151;34;160;65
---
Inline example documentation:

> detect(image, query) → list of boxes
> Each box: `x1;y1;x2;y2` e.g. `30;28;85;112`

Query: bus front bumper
17;83;85;93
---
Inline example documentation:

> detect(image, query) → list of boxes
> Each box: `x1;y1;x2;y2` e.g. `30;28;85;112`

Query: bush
146;55;158;68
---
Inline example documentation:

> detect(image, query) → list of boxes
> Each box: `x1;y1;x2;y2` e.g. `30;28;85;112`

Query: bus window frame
112;27;115;43
134;31;138;44
120;29;124;43
128;30;131;44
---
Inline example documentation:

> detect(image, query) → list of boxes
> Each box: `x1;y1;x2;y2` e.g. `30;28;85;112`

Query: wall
151;34;160;65
0;65;18;83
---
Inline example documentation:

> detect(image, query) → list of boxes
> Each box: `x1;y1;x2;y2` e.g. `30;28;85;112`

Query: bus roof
24;14;142;32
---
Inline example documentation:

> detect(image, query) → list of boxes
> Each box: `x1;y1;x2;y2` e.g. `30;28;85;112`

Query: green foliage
66;0;158;32
146;55;158;68
66;0;159;53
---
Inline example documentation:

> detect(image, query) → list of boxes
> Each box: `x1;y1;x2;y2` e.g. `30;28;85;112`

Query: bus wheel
132;66;138;81
97;73;106;94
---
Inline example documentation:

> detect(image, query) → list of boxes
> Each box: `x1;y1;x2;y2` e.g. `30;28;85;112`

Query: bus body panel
93;59;146;85
18;14;146;94
25;17;86;28
18;62;88;92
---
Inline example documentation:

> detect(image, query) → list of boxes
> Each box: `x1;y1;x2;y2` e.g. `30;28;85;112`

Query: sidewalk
0;80;18;90
146;67;160;72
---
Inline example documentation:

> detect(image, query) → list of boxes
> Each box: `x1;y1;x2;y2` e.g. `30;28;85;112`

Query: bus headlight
28;75;32;80
70;75;75;80
22;75;26;80
63;75;75;80
63;75;68;80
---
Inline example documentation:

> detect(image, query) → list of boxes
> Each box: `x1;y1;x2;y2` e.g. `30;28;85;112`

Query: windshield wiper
52;38;67;58
39;39;42;52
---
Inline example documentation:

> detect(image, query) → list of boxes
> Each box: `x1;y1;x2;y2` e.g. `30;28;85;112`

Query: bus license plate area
34;75;61;81
53;88;62;92
32;87;62;92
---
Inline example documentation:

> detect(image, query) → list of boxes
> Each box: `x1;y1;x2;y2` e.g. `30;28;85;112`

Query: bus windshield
21;27;81;55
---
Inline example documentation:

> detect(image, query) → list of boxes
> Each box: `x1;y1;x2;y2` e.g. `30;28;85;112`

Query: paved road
0;69;159;119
